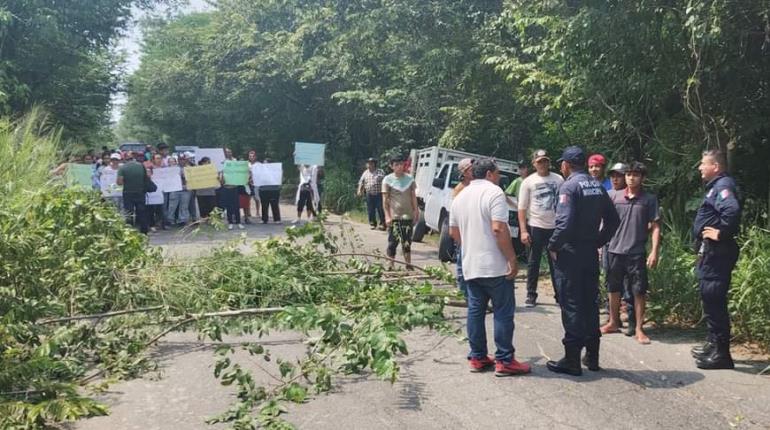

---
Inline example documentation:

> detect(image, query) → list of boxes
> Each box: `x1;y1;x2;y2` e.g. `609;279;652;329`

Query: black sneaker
525;296;536;308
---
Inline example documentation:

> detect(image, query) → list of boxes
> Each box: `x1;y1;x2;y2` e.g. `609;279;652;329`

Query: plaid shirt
359;168;385;194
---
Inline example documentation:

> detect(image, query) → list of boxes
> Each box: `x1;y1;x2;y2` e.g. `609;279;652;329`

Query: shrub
321;167;363;214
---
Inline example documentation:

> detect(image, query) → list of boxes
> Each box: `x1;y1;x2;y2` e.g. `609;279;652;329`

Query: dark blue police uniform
546;146;619;376
691;173;740;369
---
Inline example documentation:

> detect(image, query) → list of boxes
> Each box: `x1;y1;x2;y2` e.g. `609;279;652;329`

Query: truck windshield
449;168;516;191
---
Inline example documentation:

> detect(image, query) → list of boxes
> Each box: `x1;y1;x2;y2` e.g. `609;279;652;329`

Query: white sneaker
238;223;245;230
228;224;234;230
273;220;282;224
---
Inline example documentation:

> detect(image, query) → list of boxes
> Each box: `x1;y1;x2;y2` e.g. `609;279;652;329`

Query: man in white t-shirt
449;158;531;377
517;149;564;307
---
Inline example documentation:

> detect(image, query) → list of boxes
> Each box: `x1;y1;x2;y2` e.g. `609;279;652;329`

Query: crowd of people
441;146;740;376
57;145;324;234
71;143;742;376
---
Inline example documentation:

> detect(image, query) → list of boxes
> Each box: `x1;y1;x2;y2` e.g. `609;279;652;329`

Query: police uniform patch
707;189;715;198
559;194;568;204
719;189;731;200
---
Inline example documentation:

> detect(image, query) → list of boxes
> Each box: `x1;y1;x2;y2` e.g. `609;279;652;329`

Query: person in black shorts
600;162;661;344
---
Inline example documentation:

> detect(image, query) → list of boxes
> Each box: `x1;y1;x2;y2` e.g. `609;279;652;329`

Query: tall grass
322;166;363;214
730;226;770;346
0;109;60;205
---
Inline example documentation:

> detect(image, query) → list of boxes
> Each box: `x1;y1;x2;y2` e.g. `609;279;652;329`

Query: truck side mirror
432;177;445;189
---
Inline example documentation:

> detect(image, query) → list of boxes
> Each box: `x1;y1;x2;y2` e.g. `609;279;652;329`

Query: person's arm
647;220;661;268
357;171;366;196
703;182;741;242
382;181;392;226
490;192;517;279
548;183;577;254
517;179;530;245
597;189;620;247
449;200;461;244
117;169;124;186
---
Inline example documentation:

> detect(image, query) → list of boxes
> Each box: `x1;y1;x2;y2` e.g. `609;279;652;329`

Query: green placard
223;160;249;186
66;164;93;189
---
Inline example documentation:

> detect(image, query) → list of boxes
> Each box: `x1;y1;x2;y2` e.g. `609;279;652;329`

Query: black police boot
690;341;716;359
695;341;734;370
581;339;601;371
547;346;583;376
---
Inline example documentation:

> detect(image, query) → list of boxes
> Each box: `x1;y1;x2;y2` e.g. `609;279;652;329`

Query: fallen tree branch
330;253;431;274
37;306;166;325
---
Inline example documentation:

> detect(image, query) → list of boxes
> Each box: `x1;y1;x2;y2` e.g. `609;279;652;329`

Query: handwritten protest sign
250;163;282;188
196;148;226;172
99;167;122;197
294;142;325;166
151;167;183;192
184;164;219;190
66;164;93;189
223;160;249;186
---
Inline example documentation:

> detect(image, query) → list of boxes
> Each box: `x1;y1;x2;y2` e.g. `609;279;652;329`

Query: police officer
546;146;619;376
691;149;741;370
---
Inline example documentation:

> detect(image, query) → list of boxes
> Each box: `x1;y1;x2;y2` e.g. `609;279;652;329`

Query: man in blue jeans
449;158;530;377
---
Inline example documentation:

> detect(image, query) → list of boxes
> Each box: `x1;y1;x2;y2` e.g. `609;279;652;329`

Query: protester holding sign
166;158;192;227
254;160;282;224
295;164;318;222
100;153;123;211
194;157;218;219
219;153;248;230
146;154;167;231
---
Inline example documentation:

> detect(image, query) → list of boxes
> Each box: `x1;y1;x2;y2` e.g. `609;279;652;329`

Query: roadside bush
321;167;363;214
647;220;700;325
730;226;770;347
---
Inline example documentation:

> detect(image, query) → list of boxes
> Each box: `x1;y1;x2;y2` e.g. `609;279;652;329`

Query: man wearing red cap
588;154;612;191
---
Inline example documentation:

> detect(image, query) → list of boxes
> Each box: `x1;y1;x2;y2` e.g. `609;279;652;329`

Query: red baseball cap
588;154;607;166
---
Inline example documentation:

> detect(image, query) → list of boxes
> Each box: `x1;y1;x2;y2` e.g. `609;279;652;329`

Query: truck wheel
438;217;455;263
412;210;427;242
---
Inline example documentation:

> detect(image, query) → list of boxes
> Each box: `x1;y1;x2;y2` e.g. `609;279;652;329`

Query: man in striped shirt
357;158;386;230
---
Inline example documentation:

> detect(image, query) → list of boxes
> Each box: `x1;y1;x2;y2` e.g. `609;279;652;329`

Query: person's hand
357;190;363;197
505;258;518;280
646;251;659;269
385;217;392;227
702;226;720;241
520;230;531;246
549;250;558;262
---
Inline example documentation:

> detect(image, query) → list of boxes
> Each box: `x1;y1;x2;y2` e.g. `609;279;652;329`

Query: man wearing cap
601;162;660;344
588;154;612;191
505;161;529;198
690;149;741;370
517;149;563;307
358;158;386;230
604;162;635;330
452;158;474;299
100;153;124;211
546;146;619;376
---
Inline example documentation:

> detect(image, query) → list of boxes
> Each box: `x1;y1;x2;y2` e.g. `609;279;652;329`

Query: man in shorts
601;162;661;344
382;155;419;269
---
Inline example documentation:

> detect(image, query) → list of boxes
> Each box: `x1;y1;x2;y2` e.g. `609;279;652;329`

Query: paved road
73;204;770;430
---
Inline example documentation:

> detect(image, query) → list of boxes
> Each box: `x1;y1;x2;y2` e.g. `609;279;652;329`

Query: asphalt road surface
72;204;770;430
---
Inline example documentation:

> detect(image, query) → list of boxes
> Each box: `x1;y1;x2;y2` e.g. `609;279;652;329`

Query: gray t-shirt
607;189;660;255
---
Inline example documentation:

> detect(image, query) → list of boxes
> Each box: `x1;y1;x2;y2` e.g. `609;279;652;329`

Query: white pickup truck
408;146;524;262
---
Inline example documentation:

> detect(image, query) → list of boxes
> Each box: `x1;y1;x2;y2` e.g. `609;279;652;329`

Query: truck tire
438;217;455;263
412;210;427;242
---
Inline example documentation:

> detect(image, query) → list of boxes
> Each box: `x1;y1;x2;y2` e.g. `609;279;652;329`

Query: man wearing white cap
517;149;564;307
